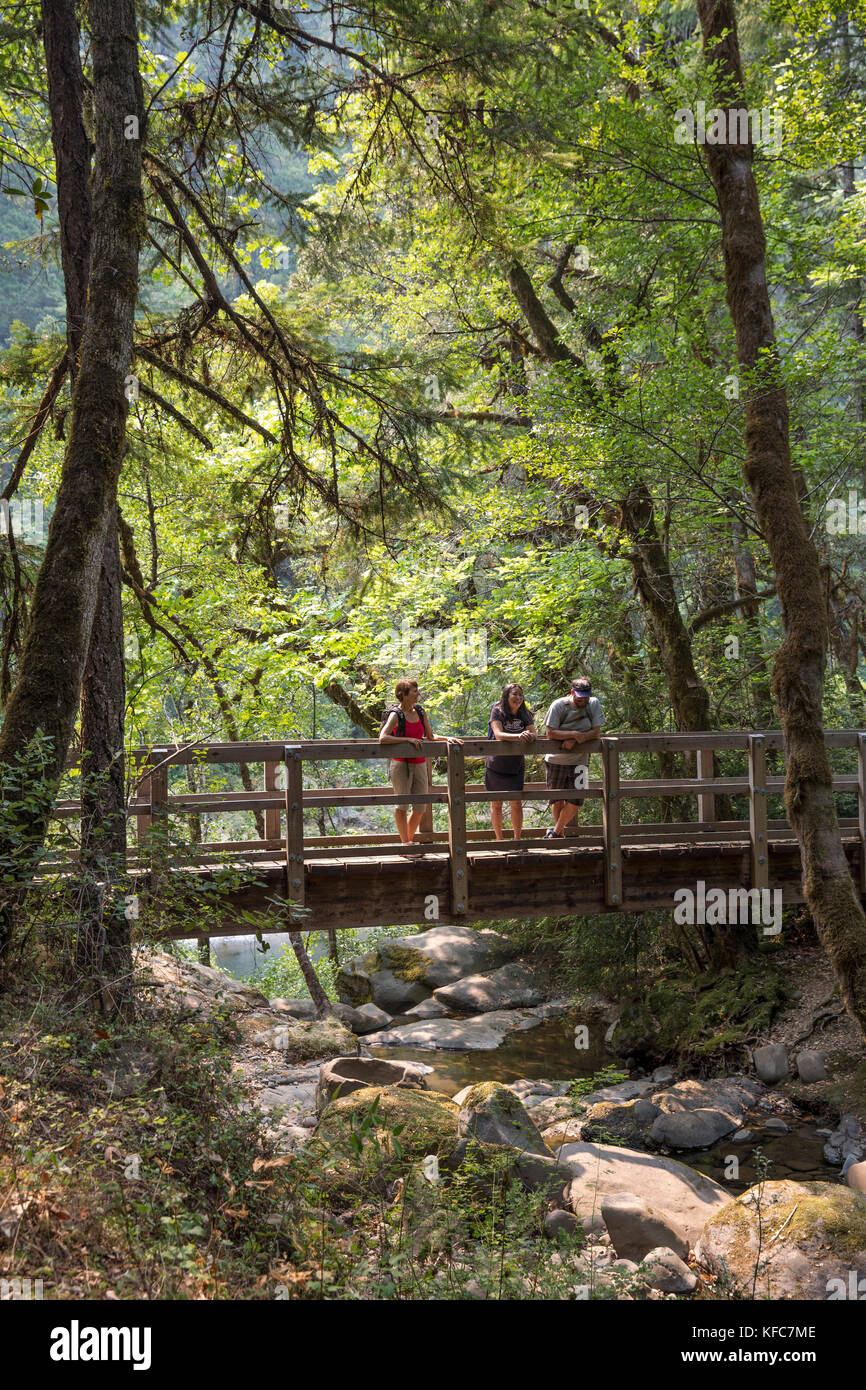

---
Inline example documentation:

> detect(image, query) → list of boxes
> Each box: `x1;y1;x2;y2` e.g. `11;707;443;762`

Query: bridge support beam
284;744;304;917
602;737;621;908
749;734;768;893
447;740;468;915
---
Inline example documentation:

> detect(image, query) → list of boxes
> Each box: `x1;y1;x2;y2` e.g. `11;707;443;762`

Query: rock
796;1050;827;1083
634;1099;660;1123
652;1076;759;1125
652;1066;675;1085
732;1130;754;1143
578;1079;655;1108
842;1140;863;1160
314;1085;459;1163
372;924;518;988
610;1258;639;1274
457;1081;551;1155
640;1247;698;1295
544;1209;578;1241
316;1056;430;1112
257;1082;317;1113
402;997;450;1020
753;1043;789;1084
650;1109;738;1150
600;1191;689;1262
526;1096;583;1129
335;1002;393;1035
508;1079;571;1099
560;1141;729;1247
368;969;431;1014
271;998;318;1020
238;1014;356;1059
364;1007;554;1051
764;1117;789;1135
696;1180;866;1299
816;1128;833;1139
334;962;373;1007
845;1161;866;1195
542;1119;586;1148
840;1114;861;1138
582;1100;652;1148
433;960;549;1013
824;1144;843;1166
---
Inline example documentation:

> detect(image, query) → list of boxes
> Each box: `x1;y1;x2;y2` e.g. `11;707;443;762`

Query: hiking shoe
544;828;564;839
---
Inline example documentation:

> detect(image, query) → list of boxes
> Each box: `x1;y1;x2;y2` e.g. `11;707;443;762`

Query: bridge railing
50;729;866;915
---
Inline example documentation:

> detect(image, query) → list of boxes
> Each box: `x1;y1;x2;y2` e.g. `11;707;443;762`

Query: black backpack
387;704;427;737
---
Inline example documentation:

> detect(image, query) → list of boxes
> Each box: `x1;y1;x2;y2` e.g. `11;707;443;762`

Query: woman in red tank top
378;677;434;845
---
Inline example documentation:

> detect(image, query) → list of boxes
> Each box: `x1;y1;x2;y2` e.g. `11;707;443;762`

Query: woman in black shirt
486;683;536;841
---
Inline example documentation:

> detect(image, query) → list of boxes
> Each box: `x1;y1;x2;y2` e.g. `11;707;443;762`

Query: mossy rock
378;943;435;984
696;1180;866;1299
457;1081;551;1156
316;1084;460;1163
581;1100;649;1149
334;963;373;1007
613;966;790;1070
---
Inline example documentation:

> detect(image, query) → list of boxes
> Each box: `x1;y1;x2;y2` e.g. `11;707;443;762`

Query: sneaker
544;828;564;839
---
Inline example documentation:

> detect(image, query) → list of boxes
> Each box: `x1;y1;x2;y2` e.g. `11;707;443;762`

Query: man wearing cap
543;677;604;839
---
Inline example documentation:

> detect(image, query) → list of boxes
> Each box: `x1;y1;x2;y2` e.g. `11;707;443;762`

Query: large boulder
371;924;517;989
334;962;374;1007
402;997;450;1020
457;1081;551;1156
368;969;431;1013
558;1140;729;1247
237;1013;355;1059
364;1005;562;1051
695;1180;866;1300
433;961;549;1013
600;1191;689;1261
752;1043;789;1084
316;1056;431;1113
650;1108;738;1150
335;1002;393;1035
651;1076;760;1124
314;1085;460;1163
582;1100;653;1149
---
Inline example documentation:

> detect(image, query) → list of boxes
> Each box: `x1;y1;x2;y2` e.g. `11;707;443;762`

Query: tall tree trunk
42;0;132;1012
730;506;775;728
288;931;337;1020
696;0;866;1035
0;0;144;956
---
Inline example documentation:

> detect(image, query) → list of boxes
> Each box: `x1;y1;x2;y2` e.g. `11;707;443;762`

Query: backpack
387;703;427;737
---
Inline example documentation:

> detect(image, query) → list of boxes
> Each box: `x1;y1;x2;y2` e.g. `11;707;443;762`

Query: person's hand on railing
446;737;463;748
519;728;535;744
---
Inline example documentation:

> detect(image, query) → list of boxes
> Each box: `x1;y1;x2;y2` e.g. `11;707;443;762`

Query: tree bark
696;0;866;1035
288;930;337;1019
0;0;144;955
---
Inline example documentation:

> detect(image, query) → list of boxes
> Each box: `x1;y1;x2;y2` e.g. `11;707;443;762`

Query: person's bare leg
407;808;424;844
491;800;504;840
551;799;565;830
395;807;410;844
554;802;579;835
510;800;523;840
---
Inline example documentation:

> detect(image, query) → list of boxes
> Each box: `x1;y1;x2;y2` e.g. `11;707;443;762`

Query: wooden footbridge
56;731;866;936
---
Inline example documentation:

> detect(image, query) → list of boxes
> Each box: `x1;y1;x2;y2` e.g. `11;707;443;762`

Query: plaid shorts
545;760;586;807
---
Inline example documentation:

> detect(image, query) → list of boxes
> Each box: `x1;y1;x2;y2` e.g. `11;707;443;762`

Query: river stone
544;1208;579;1241
695;1180;866;1300
753;1043;789;1084
542;1119;586;1148
238;1014;355;1059
364;1007;552;1051
601;1191;689;1262
314;1085;460;1163
368;969;431;1013
316;1056;430;1112
433;960;549;1013
457;1081;551;1155
582;1100;653;1148
634;1099;660;1123
651;1076;759;1125
652;1066;675;1085
335;1002;393;1035
650;1108;738;1150
732;1130;754;1143
271;998;318;1020
334;962;374;1007
846;1161;866;1195
640;1247;698;1295
559;1141;729;1247
402;997;450;1020
796;1050;827;1083
371;924;518;988
764;1117;789;1135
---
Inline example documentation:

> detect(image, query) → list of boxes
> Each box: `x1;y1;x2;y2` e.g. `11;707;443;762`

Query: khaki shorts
389;758;429;809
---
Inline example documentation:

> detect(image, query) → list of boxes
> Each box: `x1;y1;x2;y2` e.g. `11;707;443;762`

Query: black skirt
484;764;525;794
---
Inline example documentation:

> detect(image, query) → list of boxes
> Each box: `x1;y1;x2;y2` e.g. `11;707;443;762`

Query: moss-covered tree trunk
0;0;144;957
696;0;866;1035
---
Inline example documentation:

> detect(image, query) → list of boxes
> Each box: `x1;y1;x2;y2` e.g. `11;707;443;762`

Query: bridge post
284;745;305;916
858;733;866;896
447;741;468;915
601;737;621;908
696;747;716;824
264;760;281;842
748;734;768;893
